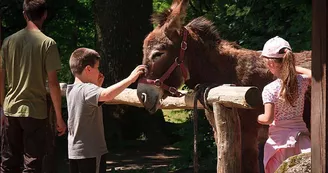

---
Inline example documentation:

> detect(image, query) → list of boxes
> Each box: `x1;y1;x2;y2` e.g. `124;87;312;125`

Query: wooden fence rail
58;83;261;110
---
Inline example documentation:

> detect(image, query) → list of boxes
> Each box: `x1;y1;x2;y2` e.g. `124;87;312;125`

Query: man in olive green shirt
0;0;66;172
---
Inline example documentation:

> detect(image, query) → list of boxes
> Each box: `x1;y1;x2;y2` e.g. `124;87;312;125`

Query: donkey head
137;0;190;113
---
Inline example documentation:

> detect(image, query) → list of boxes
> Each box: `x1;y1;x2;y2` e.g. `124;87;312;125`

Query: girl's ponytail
279;49;298;106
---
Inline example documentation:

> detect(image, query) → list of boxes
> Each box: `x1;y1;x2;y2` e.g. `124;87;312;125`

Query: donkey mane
186;17;244;51
151;11;222;50
186;17;220;44
151;9;172;27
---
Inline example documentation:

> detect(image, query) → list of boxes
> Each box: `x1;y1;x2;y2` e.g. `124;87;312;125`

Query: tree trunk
93;0;162;146
94;0;152;85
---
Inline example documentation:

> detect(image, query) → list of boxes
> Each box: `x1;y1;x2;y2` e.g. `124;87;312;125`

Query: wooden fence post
213;102;241;173
312;0;327;171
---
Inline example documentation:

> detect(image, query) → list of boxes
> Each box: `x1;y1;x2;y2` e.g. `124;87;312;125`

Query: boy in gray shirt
66;48;146;173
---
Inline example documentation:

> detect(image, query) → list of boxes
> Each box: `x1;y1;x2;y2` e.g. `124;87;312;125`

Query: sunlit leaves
153;0;172;12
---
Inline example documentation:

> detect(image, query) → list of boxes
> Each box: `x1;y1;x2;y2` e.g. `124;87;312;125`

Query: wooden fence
58;83;261;173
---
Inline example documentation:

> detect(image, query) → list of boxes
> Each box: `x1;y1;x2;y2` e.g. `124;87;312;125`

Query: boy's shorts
69;154;106;173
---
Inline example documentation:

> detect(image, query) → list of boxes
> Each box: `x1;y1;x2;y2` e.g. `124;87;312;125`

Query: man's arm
48;70;66;136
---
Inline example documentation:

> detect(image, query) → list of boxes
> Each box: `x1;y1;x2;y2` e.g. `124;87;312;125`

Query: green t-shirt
0;28;61;119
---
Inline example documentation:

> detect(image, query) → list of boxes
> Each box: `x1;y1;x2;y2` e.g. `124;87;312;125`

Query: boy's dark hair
23;0;47;21
69;48;101;75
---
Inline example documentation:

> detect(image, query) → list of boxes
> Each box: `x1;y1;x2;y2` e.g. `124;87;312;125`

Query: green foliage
163;109;190;123
152;0;311;51
200;0;311;51
175;111;216;172
153;0;172;12
45;0;95;83
1;0;95;83
1;0;25;38
163;109;217;172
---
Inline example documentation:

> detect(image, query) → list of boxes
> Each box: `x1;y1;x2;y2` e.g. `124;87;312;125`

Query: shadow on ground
106;145;181;172
54;107;193;173
55;137;191;173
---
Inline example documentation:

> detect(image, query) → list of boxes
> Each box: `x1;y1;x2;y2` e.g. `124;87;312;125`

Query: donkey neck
184;35;273;89
185;40;239;88
218;40;274;88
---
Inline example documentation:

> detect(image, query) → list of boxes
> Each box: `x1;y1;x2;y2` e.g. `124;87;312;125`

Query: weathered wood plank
58;84;261;109
207;85;261;108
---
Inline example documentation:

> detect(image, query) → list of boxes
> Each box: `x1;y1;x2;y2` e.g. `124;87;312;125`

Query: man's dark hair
69;48;101;75
23;0;47;21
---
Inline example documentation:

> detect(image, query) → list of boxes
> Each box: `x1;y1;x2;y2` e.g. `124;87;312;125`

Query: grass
162;109;190;123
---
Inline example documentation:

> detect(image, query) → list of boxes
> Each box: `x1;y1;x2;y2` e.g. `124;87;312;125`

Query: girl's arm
295;66;312;78
257;103;275;125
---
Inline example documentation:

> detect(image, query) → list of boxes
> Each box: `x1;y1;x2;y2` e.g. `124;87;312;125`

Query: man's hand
56;117;66;136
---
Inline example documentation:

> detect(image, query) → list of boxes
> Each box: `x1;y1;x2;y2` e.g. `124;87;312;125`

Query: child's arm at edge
257;103;275;125
295;66;312;78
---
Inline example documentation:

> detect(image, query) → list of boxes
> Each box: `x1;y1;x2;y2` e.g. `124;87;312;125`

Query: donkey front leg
239;109;261;173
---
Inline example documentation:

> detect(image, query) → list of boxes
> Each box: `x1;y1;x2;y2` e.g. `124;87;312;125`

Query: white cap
261;36;292;58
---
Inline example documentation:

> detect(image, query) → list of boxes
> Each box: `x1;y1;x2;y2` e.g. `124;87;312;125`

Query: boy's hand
128;65;147;83
98;73;104;86
56;117;66;136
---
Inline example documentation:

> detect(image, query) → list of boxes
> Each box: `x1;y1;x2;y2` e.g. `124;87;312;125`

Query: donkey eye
151;52;164;60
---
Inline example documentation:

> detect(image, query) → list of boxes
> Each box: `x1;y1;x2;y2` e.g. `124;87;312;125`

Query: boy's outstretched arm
99;65;146;102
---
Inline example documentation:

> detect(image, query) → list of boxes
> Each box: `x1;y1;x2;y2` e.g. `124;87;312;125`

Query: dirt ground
55;137;191;173
106;146;181;172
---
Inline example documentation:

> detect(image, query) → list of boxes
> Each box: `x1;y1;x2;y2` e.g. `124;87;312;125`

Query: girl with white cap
257;36;311;173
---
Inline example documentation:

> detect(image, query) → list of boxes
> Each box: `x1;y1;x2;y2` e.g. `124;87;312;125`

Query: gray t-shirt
66;83;108;159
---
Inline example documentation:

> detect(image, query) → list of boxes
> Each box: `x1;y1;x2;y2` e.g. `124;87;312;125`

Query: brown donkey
136;0;311;172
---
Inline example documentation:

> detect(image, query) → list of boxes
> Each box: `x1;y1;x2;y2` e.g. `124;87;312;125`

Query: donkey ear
163;0;189;41
170;0;184;10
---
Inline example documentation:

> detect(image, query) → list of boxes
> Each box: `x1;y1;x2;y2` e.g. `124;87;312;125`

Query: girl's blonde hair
273;48;298;106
